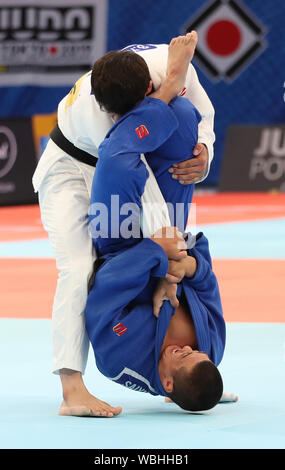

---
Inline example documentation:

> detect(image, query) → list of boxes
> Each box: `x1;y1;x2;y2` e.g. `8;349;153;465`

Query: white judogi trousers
35;140;170;374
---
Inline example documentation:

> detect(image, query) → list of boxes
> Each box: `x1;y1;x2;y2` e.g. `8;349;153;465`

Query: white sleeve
140;154;171;238
184;64;215;181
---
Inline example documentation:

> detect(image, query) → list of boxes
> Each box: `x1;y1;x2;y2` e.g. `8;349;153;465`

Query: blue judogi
89;96;201;259
86;96;225;396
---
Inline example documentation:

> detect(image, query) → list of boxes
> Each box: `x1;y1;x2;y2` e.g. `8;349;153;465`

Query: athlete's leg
38;155;121;417
39;157;94;375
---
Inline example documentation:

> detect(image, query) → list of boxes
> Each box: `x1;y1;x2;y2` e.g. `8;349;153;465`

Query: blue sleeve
90;97;179;258
90;150;149;257
86;238;168;345
89;238;168;308
182;234;226;365
104;97;179;156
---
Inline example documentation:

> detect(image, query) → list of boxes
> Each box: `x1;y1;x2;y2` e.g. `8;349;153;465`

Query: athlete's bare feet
59;394;122;418
151;31;198;104
59;369;122;417
166;31;198;95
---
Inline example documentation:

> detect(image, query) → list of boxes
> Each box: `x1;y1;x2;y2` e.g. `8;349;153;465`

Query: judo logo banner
184;0;267;81
0;0;108;86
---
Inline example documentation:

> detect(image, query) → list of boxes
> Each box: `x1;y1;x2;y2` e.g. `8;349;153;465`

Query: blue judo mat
1;217;285;449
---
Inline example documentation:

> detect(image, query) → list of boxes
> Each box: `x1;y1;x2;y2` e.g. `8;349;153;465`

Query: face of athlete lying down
158;345;211;393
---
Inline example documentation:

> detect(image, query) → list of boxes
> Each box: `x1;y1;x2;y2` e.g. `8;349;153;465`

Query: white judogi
33;43;215;375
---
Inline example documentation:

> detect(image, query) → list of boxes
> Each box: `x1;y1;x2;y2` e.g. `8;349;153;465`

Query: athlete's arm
169;64;215;184
187;64;215;162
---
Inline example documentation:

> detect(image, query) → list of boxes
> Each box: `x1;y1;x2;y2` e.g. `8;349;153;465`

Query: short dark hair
91;50;151;116
167;361;223;412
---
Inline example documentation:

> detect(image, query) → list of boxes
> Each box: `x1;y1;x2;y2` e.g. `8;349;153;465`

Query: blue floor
1;218;284;259
1;216;285;449
1;319;285;449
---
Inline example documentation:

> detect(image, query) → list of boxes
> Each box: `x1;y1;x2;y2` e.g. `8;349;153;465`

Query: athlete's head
158;345;223;411
91;50;152;117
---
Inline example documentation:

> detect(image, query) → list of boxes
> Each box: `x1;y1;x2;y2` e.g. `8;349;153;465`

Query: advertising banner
0;0;108;86
0;118;37;205
219;125;285;192
0;0;284;187
31;112;57;160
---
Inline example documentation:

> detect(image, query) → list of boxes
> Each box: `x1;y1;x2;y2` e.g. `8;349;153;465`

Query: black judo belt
50;123;97;167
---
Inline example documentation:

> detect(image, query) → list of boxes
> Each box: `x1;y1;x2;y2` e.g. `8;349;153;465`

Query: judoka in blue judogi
86;95;225;410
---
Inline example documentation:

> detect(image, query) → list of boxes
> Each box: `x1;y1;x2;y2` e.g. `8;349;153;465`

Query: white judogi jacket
33;43;215;194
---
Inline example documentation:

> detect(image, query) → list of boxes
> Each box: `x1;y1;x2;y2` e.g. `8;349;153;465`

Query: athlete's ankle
60;369;86;399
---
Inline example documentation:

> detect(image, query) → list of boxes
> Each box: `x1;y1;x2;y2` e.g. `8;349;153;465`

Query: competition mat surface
0;192;285;449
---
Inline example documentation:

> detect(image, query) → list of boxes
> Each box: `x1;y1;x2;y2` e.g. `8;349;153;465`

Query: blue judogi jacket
86;96;225;396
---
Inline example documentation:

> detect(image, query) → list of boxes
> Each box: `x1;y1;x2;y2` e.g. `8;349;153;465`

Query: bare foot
166;31;198;94
59;369;122;417
59;389;122;417
151;31;198;104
